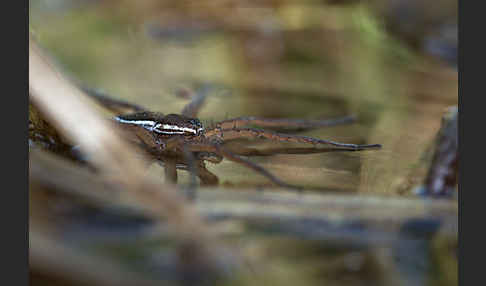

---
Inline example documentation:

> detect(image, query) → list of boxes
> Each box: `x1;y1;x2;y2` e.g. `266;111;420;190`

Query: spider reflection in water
86;86;381;190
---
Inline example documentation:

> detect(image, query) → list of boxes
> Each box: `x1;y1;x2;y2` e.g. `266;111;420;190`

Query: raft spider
84;86;381;190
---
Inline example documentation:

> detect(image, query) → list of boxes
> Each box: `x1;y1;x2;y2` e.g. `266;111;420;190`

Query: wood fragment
422;106;458;197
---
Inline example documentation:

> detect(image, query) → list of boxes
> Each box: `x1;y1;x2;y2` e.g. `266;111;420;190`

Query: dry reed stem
29;34;236;274
30;230;164;286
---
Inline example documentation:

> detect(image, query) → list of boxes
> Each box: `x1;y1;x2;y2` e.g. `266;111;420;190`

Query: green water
30;1;457;195
29;2;458;286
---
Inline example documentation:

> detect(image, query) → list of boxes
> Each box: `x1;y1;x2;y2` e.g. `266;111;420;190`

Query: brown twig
30;148;457;248
422;107;458;197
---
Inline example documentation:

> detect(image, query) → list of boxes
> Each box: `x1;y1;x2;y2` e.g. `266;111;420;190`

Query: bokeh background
29;0;457;194
29;1;457;285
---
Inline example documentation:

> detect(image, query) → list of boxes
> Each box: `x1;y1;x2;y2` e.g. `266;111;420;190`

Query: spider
84;86;381;190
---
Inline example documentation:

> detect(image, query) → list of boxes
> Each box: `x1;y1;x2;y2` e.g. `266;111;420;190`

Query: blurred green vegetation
29;0;458;193
29;1;457;285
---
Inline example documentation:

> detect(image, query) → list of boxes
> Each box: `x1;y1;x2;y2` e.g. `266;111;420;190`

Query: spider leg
164;136;185;151
81;86;147;114
164;158;178;183
217;147;301;190
206;115;356;134
195;160;219;186
207;128;381;150
185;142;302;191
224;145;363;156
180;85;213;118
162;137;212;192
181;144;199;198
160;159;219;186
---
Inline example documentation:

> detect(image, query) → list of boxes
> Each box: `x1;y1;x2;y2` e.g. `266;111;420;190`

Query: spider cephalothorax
115;112;205;137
